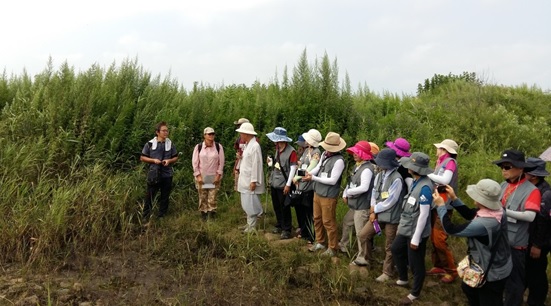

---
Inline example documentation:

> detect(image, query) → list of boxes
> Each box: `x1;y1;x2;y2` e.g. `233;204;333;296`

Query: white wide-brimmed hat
302;129;322;148
235;122;257;135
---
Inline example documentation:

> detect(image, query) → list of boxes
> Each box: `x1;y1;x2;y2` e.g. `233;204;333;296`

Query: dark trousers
294;191;314;242
462;277;507;306
144;176;173;218
526;247;549;306
504;248;527;306
271;187;292;232
391;234;428;297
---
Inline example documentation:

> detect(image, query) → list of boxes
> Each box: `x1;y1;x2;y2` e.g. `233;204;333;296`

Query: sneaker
396;279;409;287
353;257;369;266
272;227;282;234
321;248;336;257
280;231;292;240
339;245;348;254
399;294;418;305
376;274;391;282
426;267;446;275
308;243;326;252
243;226;256;234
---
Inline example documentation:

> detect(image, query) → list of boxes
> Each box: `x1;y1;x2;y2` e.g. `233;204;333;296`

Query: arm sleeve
506;210;536;222
312;159;345;186
192;145;201;177
287;165;297;186
374;178;403;214
345;168;373;196
411;204;430;246
308;154;323;176
217;145;225;176
427;169;454;185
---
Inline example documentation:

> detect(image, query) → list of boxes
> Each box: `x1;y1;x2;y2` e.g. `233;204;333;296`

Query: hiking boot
201;212;208;221
308;243;326;252
321;248;336;257
280;231;292;240
376;274;391;282
272;227;282;234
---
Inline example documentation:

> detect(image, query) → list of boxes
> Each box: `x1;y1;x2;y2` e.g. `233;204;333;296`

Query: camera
297;169;306;176
436;185;447;193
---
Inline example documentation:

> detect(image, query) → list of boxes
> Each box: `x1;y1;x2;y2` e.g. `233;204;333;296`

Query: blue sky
2;0;550;95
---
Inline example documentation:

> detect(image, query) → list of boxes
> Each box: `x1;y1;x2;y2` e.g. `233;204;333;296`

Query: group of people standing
140;120;551;306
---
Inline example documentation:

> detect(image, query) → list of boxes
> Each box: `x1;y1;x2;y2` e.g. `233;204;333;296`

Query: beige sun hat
319;132;346;153
235;122;257;135
302;129;322;148
433;139;459;154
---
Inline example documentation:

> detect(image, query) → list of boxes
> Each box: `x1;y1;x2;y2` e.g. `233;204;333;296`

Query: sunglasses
500;165;513;170
206;133;215;136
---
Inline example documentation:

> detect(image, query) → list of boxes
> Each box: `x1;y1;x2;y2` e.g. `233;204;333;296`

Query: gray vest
376;168;407;224
434;157;458;210
397;176;433;238
314;153;344;198
499;179;538;248
346;162;375;211
468;214;512;282
270;144;295;189
297;148;321;192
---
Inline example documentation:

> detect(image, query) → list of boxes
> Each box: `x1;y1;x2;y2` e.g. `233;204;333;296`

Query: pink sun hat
346;141;373;161
385;137;412;158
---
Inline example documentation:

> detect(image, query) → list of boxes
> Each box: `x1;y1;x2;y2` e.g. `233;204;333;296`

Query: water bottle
373;219;382;236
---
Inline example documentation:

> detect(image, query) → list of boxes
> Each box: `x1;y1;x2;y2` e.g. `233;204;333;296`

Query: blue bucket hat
266;127;292;142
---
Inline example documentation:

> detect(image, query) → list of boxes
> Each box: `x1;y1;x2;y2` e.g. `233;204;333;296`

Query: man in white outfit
236;122;265;232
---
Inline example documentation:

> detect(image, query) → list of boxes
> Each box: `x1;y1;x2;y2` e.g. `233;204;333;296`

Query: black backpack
197;142;220;154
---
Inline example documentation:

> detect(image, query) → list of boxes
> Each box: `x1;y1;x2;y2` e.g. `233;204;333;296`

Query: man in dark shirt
140;121;179;220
